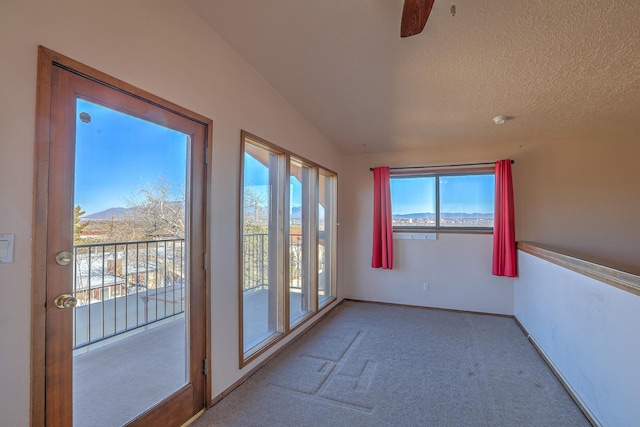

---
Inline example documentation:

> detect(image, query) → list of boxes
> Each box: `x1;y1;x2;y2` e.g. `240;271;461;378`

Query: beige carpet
193;300;589;426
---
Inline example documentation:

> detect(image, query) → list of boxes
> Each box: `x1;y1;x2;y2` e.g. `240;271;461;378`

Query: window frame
287;156;317;328
391;167;495;233
239;137;286;359
317;169;337;308
239;131;338;366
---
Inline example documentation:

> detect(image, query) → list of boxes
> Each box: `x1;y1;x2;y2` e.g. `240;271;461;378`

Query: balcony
242;232;331;351
72;238;186;349
72;238;187;425
72;234;319;425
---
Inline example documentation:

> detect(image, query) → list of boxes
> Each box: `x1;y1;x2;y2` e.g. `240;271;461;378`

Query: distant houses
73;241;184;306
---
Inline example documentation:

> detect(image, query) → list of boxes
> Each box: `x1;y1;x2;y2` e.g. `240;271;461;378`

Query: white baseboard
525;331;600;427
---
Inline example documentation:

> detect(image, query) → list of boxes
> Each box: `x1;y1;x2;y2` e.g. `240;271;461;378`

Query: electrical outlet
552;326;557;340
423;282;429;292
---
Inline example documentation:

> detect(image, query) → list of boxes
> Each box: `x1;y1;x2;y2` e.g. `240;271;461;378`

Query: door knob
54;294;77;309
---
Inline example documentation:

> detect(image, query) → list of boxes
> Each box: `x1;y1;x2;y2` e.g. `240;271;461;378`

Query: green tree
73;205;90;244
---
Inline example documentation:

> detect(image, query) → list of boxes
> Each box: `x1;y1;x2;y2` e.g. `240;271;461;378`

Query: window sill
240;296;338;368
393;228;493;235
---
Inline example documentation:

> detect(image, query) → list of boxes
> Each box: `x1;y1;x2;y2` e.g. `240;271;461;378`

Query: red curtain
492;159;517;277
372;167;393;269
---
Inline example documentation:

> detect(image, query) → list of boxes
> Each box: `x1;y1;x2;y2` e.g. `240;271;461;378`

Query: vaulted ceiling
187;0;640;154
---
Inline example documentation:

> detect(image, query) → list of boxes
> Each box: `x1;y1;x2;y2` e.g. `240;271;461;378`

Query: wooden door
32;47;210;426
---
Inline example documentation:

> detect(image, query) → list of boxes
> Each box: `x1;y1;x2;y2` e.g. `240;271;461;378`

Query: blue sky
244;153;302;209
74;99;188;215
243;153;269;187
391;175;495;214
439;175;495;213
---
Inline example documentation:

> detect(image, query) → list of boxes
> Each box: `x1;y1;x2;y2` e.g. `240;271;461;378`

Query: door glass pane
318;171;335;306
289;160;311;325
439;174;495;227
72;99;189;426
242;142;283;354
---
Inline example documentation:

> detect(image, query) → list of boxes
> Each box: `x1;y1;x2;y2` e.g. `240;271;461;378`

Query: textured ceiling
186;0;640;154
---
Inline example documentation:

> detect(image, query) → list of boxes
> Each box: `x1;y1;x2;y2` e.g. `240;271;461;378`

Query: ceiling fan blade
401;0;435;38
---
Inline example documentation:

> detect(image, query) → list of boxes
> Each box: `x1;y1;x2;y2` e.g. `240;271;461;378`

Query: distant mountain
83;201;185;221
393;212;493;219
393;213;435;219
83;207;131;220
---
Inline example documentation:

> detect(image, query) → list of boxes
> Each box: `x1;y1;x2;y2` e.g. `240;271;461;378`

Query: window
241;141;284;353
317;170;336;306
289;158;313;326
240;132;337;364
391;172;495;231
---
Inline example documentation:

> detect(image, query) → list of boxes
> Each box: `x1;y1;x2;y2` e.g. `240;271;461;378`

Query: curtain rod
369;159;514;172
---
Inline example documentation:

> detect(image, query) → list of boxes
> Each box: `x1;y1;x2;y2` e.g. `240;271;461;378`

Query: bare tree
85;178;185;243
243;187;269;238
244;187;267;222
126;177;185;240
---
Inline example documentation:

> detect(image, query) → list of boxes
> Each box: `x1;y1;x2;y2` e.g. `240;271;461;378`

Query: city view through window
390;174;495;228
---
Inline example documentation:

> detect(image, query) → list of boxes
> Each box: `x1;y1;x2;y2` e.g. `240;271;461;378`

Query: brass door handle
54;294;77;309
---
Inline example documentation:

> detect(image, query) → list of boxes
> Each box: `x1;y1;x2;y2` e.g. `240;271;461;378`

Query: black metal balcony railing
243;233;269;292
242;233;325;292
73;238;185;349
243;233;306;292
73;234;324;349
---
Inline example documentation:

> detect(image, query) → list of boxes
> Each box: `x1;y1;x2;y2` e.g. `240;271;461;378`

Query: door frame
31;46;212;426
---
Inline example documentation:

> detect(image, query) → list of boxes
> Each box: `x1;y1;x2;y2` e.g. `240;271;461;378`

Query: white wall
0;1;343;425
515;251;640;426
346;233;515;314
341;149;516;316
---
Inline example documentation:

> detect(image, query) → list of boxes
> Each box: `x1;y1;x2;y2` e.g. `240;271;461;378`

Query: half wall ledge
517;242;640;297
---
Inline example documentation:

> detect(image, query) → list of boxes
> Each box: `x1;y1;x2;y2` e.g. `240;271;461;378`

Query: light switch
0;234;15;263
